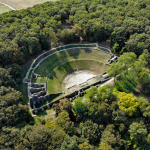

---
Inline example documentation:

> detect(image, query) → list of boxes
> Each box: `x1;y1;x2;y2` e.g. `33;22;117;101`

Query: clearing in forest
33;48;110;95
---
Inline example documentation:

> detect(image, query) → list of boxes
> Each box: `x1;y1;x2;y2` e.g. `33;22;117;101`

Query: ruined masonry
29;81;50;108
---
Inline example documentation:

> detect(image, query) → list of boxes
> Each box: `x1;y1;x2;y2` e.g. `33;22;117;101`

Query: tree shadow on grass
116;75;138;94
49;70;58;80
58;62;74;75
36;100;48;108
37;111;48;116
67;48;81;59
56;50;68;63
83;48;92;53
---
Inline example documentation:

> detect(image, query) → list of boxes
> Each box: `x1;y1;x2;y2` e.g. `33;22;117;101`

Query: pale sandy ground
65;71;97;89
0;0;56;10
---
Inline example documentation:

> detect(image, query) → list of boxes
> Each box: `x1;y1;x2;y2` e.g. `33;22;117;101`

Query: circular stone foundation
65;71;98;89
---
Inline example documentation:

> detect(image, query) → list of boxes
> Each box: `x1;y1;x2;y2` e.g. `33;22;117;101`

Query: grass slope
35;48;110;76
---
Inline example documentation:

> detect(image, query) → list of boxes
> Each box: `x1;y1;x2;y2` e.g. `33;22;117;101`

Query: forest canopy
0;0;150;149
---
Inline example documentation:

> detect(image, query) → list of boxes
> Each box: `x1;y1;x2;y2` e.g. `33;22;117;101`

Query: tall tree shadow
49;71;57;80
67;48;81;59
58;62;74;74
116;75;138;94
83;48;92;53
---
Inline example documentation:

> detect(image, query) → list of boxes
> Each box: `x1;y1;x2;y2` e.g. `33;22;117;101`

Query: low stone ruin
28;82;47;108
30;87;45;94
31;83;44;87
107;55;118;64
31;73;41;79
31;73;36;78
38;91;46;97
30;94;49;108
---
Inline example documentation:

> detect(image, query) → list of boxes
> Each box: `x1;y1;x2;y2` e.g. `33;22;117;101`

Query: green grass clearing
47;74;62;94
33;108;56;119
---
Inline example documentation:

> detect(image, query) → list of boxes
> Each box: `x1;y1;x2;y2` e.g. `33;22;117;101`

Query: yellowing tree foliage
79;142;93;150
45;120;55;130
117;92;139;116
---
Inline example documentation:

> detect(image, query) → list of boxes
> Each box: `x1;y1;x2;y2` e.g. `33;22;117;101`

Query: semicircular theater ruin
23;43;118;114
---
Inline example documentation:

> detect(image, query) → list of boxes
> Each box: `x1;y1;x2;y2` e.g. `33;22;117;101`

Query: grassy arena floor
33;48;110;94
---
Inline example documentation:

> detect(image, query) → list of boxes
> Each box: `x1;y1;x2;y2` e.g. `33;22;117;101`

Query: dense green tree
49;128;66;149
59;135;79;150
85;86;98;102
99;124;123;150
55;111;75;135
100;102;113;124
112;109;127;125
28;125;51;150
111;27;126;51
0;68;15;87
73;97;88;122
53;99;73;116
87;102;102;124
129;121;148;149
39;32;51;50
107;52;137;84
133;50;150;94
126;33;150;55
97;86;116;104
107;62;121;84
79;120;100;144
138;97;150;118
27;37;42;55
0;0;150;149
